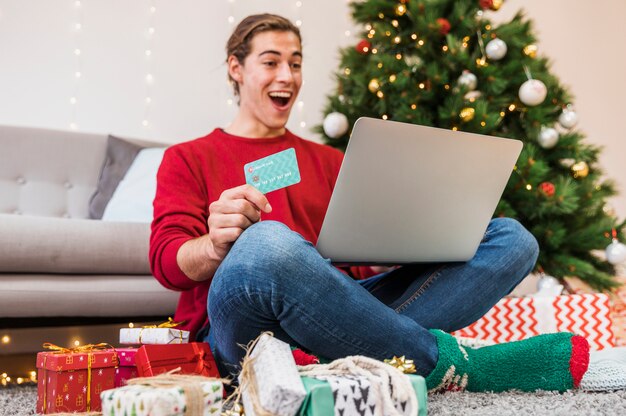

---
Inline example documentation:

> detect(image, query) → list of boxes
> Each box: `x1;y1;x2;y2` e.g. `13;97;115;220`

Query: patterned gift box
36;344;118;414
120;327;190;345
101;375;224;415
239;333;306;416
297;374;427;416
136;342;220;378
115;347;138;387
452;293;615;350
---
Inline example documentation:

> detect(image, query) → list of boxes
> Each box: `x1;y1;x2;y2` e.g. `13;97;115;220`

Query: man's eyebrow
258;50;303;58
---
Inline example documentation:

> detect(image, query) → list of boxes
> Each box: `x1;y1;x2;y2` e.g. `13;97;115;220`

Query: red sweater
150;128;374;339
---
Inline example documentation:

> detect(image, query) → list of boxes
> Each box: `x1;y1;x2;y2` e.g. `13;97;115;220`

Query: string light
70;0;83;130
143;0;157;130
1;335;9;344
128;322;135;328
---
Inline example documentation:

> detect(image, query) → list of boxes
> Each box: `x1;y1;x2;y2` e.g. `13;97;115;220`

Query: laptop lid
316;117;522;264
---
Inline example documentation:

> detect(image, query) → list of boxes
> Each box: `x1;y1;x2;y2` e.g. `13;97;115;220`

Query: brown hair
226;14;302;96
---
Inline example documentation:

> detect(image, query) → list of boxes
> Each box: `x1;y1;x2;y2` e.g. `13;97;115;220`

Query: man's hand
177;184;271;282
207;184;272;261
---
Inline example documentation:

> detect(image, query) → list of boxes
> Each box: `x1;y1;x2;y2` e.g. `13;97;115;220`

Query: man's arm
176;184;272;282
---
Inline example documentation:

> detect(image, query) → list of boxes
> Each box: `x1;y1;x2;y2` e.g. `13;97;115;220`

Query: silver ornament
485;38;508;60
558;108;579;129
538;127;559;149
536;275;563;296
606;239;626;265
323;112;349;139
519;79;547;106
464;90;482;101
458;70;478;91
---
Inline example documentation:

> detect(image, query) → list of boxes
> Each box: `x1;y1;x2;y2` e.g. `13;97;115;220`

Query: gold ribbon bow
142;317;185;329
41;342;117;412
384;355;417;374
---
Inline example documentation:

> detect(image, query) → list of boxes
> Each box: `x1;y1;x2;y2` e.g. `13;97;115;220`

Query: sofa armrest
0;214;151;274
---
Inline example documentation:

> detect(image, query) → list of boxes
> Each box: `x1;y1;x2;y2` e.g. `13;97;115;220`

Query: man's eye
291;62;302;69
264;61;277;67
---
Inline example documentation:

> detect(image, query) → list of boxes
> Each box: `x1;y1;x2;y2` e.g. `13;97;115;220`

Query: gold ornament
523;44;538;58
491;0;504;11
395;4;407;16
384;356;417;374
571;161;589;179
475;56;489;67
460;107;476;122
368;78;380;93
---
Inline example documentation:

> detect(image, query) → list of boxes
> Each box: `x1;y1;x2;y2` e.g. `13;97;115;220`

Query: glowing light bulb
145;50;152;56
145;97;152;104
1;335;9;344
146;74;153;83
296;20;302;27
142;120;149;127
73;340;80;346
300;121;306;128
74;49;81;56
75;23;82;30
75;71;82;78
70;97;77;104
345;30;351;37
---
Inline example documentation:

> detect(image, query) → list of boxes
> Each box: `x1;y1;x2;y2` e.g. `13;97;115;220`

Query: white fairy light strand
70;0;83;130
143;0;156;129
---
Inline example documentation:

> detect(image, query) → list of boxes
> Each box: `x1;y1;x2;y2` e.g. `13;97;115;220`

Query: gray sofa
0;125;178;320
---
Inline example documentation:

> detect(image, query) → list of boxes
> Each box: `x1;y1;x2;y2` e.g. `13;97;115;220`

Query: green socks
425;330;589;393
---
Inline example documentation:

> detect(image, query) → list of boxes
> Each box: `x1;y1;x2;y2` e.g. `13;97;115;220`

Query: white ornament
559;107;579;129
464;90;482;101
485;38;508;60
519;79;547;106
606;239;626;265
458;70;478;91
323;112;349;139
534;275;563;297
538;127;559;149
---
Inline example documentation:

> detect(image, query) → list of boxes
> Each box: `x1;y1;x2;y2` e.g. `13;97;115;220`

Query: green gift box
297;374;427;416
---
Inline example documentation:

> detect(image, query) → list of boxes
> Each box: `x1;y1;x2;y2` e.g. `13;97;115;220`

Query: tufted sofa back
0;125;108;219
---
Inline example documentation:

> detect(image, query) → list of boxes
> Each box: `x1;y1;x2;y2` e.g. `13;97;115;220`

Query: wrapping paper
120;327;190;345
136;342;220;378
115;348;138;387
297;375;427;416
36;347;118;414
453;294;615;350
239;333;306;416
101;378;223;415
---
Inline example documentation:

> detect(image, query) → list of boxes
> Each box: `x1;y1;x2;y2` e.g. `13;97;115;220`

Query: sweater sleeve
149;145;209;291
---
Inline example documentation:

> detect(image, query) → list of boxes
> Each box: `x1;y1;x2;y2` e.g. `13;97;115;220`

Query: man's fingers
221;184;272;213
209;213;254;230
209;227;244;245
210;199;262;223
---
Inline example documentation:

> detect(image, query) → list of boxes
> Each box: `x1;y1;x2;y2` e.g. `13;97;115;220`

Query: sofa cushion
102;147;166;222
89;135;145;219
0;214;151;274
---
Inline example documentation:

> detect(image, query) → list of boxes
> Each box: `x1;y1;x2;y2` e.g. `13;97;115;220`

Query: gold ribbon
138;318;186;344
41;343;117;412
384;355;417;374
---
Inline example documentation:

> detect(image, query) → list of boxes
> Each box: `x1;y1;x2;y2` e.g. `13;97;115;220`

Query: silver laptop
316;117;522;264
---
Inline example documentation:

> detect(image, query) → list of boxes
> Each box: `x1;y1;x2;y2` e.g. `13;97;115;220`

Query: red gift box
135;342;220;378
114;347;138;387
453;294;615;350
36;344;118;414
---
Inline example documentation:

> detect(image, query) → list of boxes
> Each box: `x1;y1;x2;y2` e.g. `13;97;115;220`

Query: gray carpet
2;386;626;415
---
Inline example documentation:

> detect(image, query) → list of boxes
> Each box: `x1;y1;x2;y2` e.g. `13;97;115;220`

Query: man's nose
276;62;294;83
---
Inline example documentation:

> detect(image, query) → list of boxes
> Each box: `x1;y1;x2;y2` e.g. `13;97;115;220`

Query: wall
0;0;624;218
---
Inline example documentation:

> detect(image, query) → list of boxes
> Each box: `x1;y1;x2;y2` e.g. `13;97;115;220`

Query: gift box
115;347;139;387
36;344;118;414
101;374;224;415
452;293;615;350
566;275;626;348
136;342;220;378
239;333;306;416
120;327;190;345
297;374;427;416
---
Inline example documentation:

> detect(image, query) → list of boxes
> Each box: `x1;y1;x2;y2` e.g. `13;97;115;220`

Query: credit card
244;148;301;194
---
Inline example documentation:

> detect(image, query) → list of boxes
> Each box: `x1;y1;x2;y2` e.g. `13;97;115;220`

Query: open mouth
268;91;292;108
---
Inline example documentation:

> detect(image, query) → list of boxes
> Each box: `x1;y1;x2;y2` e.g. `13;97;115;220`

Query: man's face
231;30;303;133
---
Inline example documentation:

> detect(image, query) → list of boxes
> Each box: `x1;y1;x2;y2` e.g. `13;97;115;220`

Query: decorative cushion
102;147;166;223
89;135;145;219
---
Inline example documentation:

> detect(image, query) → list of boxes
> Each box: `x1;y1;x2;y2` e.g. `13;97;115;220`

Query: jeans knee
492;217;539;265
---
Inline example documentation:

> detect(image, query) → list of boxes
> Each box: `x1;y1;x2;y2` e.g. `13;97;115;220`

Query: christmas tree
318;0;626;290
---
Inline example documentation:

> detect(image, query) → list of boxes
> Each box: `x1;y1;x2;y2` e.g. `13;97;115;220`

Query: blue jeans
205;218;538;377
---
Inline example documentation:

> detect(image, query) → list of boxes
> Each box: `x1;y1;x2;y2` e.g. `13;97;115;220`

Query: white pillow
102;147;166;222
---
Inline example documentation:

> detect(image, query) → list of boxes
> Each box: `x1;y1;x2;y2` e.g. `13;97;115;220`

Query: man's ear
227;55;243;84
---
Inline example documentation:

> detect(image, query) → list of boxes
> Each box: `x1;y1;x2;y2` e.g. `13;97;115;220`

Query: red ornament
539;181;555;197
355;39;372;54
436;18;451;35
479;0;494;9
